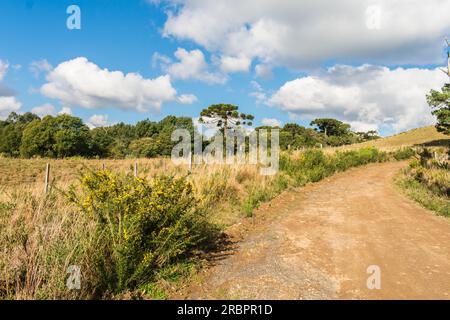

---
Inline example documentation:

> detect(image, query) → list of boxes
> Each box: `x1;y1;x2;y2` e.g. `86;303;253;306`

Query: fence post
188;151;193;171
44;163;50;194
134;161;138;177
102;163;105;170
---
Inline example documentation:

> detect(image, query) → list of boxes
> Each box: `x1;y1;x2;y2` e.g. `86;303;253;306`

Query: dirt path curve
185;162;450;299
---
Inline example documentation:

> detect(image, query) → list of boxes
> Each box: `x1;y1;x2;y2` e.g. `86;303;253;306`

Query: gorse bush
67;170;214;294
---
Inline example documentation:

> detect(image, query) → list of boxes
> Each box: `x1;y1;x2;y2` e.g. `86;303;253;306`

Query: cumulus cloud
29;59;53;78
268;64;448;133
220;55;251;73
0;97;22;119
255;64;272;79
262;118;281;127
177;94;198;104
0;60;22;119
58;107;73;115
87;114;110;128
40;57;187;113
160;0;450;69
161;48;226;84
31;103;56;117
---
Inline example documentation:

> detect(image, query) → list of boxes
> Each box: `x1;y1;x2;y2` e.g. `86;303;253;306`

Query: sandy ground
183;162;450;299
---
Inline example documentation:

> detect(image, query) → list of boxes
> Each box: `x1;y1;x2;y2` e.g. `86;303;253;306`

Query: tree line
0;106;380;159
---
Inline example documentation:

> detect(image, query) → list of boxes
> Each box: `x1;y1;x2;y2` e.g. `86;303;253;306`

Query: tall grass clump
0;191;96;299
397;148;449;217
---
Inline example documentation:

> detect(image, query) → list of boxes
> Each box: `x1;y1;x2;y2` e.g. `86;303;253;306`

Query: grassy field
329;126;449;152
0;125;447;299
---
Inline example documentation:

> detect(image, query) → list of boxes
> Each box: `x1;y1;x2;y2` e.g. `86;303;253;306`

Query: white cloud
29;59;53;78
58;107;72;115
349;121;379;133
40;57;182;113
177;94;198;104
249;80;267;105
151;52;172;68
0;96;22;119
0;60;8;81
163;48;226;84
160;0;450;69
255;64;272;78
262;118;281;127
88;114;109;128
269;64;448;133
31;103;56;117
220;55;251;73
0;61;22;118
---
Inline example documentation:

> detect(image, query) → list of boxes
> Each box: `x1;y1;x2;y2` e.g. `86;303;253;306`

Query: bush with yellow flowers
67;170;213;294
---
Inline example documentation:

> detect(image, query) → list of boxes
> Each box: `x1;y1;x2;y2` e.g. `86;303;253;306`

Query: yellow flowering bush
68;170;213;293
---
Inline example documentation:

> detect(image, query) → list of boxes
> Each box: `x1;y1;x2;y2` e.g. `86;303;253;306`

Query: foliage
0;112;39;157
397;148;449;217
427;83;450;135
20;114;90;158
392;147;416;161
67;170;214;294
1;109;382;159
280;147;387;186
199;104;254;130
310;118;351;137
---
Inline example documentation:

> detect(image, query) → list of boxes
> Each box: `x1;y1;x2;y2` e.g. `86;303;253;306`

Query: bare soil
183;162;450;299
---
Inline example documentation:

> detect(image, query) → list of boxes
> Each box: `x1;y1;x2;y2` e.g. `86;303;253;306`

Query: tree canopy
427;83;450;135
199;104;254;131
0;110;378;159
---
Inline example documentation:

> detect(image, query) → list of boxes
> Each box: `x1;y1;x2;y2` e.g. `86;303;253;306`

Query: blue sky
0;0;449;135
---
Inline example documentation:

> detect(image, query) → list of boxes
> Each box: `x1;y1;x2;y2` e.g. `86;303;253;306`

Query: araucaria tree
199;104;254;132
427;83;450;135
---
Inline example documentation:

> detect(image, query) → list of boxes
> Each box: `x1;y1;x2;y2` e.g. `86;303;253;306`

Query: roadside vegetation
0;79;447;298
0;108;380;159
396;147;450;217
0;145;418;299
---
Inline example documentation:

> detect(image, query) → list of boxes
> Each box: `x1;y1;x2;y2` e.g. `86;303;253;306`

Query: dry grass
1;126;446;299
0;157;275;227
325;126;449;154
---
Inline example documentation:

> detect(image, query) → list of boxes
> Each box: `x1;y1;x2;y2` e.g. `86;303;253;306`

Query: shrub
392;147;416;161
67;170;214;294
281;147;387;186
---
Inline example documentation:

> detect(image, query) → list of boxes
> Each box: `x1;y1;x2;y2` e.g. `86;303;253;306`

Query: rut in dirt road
186;162;450;299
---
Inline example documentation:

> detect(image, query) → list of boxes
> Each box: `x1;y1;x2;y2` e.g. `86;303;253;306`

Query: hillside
333;126;449;152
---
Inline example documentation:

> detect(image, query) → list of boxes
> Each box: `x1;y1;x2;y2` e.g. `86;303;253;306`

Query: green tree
0;112;40;156
427;83;450;135
199;104;254;132
20;114;90;158
89;127;115;157
310;118;351;137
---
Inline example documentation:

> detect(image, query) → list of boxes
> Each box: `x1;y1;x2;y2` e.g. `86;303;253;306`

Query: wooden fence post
188;152;193;171
134;161;138;177
44;163;50;194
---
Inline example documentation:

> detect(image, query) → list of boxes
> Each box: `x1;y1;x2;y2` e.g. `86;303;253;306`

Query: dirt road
186;162;450;299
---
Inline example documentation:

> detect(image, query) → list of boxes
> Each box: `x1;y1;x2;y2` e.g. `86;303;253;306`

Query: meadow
0;126;448;299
